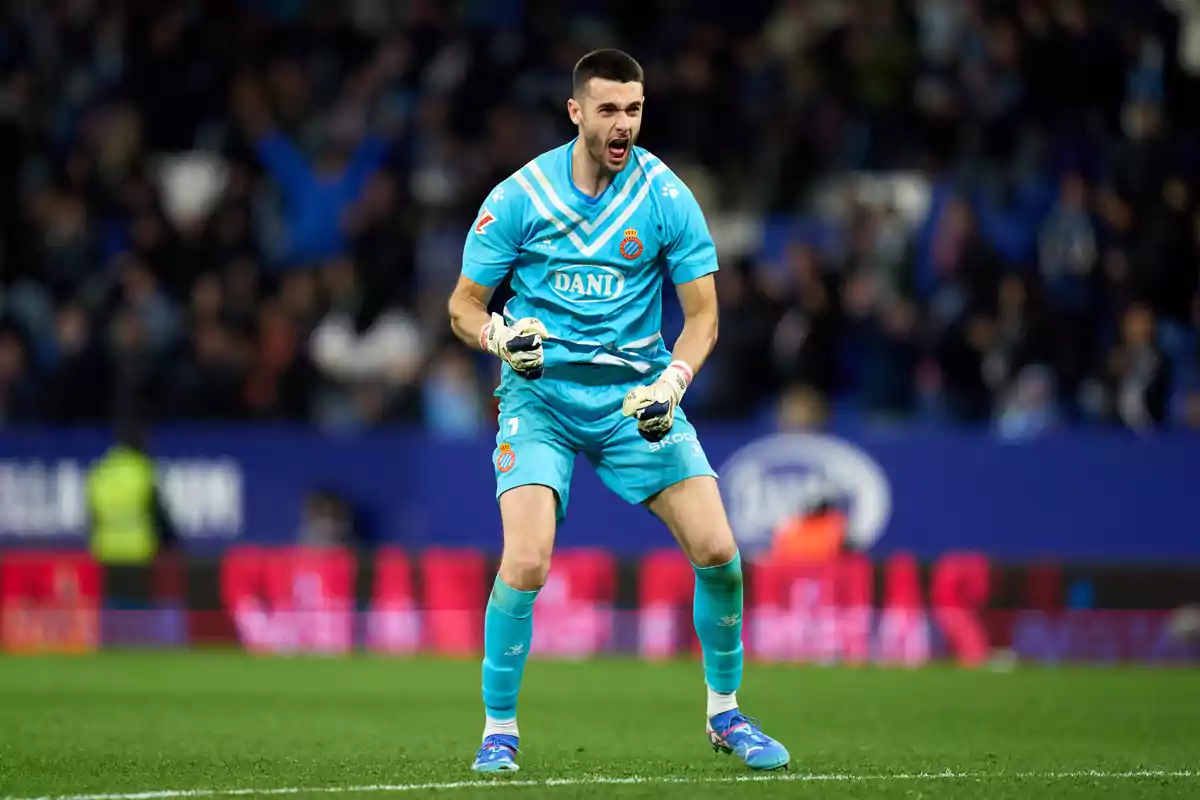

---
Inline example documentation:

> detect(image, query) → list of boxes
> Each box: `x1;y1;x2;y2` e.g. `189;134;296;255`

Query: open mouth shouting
606;136;631;164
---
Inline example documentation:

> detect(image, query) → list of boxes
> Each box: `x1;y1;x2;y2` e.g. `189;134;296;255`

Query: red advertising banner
876;553;932;666
365;547;420;654
632;551;998;668
2;547;1191;666
748;553;873;664
420;548;487;656
930;553;991;667
1001;610;1197;663
637;549;696;660
0;551;101;653
532;549;616;658
219;546;355;654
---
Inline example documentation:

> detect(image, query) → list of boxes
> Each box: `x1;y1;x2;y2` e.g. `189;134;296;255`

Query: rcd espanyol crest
719;433;892;555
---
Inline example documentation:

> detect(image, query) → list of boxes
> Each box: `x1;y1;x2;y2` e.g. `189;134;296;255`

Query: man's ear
567;97;581;126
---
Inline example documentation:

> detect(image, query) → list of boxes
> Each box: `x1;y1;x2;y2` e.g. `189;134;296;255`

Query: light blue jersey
462;139;718;379
461;138;718;519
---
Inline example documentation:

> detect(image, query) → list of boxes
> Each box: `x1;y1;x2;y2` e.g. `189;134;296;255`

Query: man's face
568;78;643;173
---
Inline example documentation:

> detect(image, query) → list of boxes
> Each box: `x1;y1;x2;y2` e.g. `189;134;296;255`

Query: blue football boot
471;734;520;773
707;709;790;771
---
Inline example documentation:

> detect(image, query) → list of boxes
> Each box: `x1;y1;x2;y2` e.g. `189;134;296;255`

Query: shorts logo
474;208;497;235
619;228;643;260
496;442;517;473
648;431;698;452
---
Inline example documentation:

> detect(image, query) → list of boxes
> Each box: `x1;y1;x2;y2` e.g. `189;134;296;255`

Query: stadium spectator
422;343;487;438
309;256;425;430
298;488;358;548
841;272;920;421
244;298;316;420
0;0;1195;437
0;324;36;425
159;315;248;421
1107;302;1172;430
41;301;111;423
241;100;392;266
694;263;779;420
772;243;840;401
85;421;178;566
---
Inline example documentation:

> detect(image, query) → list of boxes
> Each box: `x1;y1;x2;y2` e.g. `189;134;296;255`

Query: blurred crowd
0;0;1198;437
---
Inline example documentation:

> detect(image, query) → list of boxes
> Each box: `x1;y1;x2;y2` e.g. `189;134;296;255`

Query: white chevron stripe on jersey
590;352;654;373
512;171;591;255
526;157;659;235
515;162;670;258
621;332;663;350
581;161;670;256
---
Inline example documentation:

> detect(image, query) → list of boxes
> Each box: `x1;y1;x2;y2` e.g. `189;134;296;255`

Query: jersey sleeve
461;181;524;288
663;181;718;284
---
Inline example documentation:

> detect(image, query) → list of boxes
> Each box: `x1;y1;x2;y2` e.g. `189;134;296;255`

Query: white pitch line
6;770;1197;800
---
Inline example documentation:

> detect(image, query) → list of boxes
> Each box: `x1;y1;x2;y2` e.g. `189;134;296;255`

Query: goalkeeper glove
621;361;693;442
480;313;550;380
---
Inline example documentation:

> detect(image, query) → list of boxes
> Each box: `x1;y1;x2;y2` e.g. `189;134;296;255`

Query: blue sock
693;552;744;694
481;575;539;720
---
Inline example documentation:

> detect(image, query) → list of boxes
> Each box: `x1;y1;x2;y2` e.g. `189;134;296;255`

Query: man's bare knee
498;551;551;591
688;536;738;568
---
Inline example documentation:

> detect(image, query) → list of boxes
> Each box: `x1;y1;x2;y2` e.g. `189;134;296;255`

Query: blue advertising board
0;426;1196;562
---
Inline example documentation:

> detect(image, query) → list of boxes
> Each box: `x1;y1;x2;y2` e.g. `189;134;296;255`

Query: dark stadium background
3;2;1200;798
0;0;1199;686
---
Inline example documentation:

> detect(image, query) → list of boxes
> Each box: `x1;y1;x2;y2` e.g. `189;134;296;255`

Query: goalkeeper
447;49;789;774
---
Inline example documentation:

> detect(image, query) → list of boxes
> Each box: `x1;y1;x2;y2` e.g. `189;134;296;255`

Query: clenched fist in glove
621;361;693;442
481;313;550;380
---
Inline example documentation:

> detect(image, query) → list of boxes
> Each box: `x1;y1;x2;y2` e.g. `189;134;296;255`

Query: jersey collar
566;137;632;207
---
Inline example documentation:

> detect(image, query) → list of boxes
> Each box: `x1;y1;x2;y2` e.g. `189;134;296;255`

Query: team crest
619;228;643;260
474;208;497;235
496;442;517;473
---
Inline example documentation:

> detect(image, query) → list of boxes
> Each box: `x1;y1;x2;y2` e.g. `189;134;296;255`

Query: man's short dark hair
572;49;644;96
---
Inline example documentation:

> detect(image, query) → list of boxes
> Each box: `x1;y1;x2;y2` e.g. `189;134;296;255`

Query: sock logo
505;643;525;657
718;614;741;627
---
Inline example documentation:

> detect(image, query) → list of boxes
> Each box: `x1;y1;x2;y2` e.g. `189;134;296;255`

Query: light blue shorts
491;366;717;520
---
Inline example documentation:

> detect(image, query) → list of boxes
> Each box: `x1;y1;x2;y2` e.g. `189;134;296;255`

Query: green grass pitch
0;653;1197;799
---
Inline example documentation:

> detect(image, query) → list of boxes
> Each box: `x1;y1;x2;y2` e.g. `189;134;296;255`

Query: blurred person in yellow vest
86;421;178;566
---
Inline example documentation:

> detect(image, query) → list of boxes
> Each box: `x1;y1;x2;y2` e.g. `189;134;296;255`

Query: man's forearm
621;309;718;440
449;295;493;351
670;311;719;376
